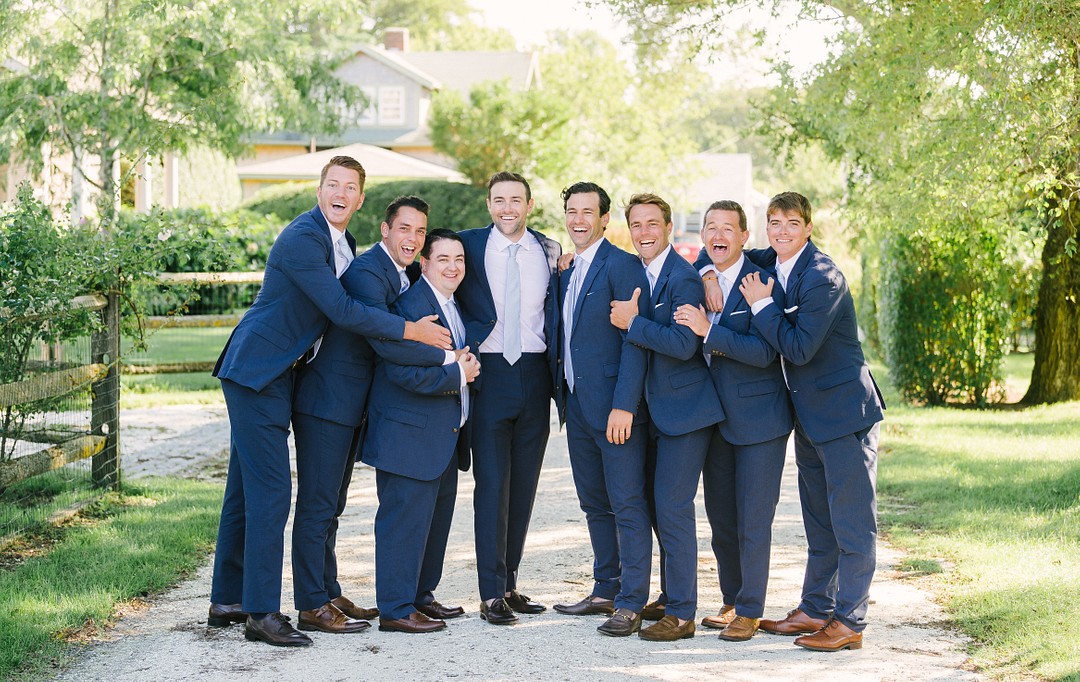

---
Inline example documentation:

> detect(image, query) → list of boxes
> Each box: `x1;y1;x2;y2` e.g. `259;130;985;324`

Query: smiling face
564;191;609;253
381;206;427;268
316;165;364;231
766;209;813;263
701;208;748;271
486;180;534;241
628;203;672;265
421;237;466;298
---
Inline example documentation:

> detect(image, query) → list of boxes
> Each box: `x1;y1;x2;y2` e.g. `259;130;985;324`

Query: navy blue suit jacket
361;279;472;480
557;239;650;431
214;206;405;392
750;241;884;443
626;251;725;437
703;258;793;446
292;244;445;427
455;225;562;396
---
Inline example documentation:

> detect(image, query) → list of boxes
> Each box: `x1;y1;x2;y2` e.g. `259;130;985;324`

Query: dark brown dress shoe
639;615;696;641
718;615;760;642
553;595;615;616
415;600;465;620
597;608;642;637
641;599;666;621
244;612;313;647
207;603;247;628
479;598;518;625
760;608;828;636
378;611;447;633
298;602;371;634
504;590;546;614
331;595;379;621
794;618;863;651
700;604;736;629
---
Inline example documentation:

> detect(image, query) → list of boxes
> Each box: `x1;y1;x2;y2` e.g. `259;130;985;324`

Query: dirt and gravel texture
56;404;980;681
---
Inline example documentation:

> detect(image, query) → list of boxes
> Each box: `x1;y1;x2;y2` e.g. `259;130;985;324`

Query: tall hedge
877;225;1011;406
242;179;493;245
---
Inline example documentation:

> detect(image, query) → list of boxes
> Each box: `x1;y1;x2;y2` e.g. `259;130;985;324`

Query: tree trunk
1023;187;1080;404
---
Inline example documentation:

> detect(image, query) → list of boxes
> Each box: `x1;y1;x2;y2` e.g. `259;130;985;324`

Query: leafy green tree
0;0;360;221
430;81;574;188
606;0;1080;403
358;0;516;51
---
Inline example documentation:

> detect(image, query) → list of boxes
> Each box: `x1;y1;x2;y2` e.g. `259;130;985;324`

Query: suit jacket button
452;427;459;433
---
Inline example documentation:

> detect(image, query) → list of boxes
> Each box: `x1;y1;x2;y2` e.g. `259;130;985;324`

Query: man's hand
703;276;724;313
459;351;481;383
675;303;711;338
404;314;452;349
610;288;641;330
739;271;774;306
453;345;471;361
606;408;634;445
558;252;576;272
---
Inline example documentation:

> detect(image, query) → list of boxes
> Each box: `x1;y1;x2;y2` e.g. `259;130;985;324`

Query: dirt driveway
56;405;979;681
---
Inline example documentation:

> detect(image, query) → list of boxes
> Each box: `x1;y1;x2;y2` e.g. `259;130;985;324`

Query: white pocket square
655;302;664;308
729;310;747;316
784;305;799;314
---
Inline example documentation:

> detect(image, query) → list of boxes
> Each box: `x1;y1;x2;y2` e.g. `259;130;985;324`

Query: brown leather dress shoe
298;602;371;634
639;615;696;641
760;608;828;635
505;590;546;614
794;618;863;651
244;612;313;647
207;603;247;628
597;608;642;637
718;615;760;642
553;595;615;616
700;604;736;630
378;611;447;633
331;595;379;621
415;600;465;620
641;599;666;621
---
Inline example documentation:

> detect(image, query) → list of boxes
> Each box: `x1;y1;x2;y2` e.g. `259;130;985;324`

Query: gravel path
56;404;979;681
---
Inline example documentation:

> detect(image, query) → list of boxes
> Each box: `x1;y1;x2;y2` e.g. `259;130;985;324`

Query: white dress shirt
702;254;745;347
750;242;809;315
377;241;409;293
423;276;469;425
480;228;550;354
563;238;605;391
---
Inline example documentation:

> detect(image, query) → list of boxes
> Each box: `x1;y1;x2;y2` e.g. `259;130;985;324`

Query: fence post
90;292;120;488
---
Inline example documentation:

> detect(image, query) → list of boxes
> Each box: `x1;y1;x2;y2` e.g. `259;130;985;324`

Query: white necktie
563;260;587;392
334;237;353;278
777;268;787;292
503;243;522;365
446;300;469;425
646;268;657;295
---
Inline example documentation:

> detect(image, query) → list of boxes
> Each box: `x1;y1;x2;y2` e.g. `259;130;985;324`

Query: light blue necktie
334;237;353;278
399;269;409;293
563;259;587;392
503;243;522;365
447;300;469;424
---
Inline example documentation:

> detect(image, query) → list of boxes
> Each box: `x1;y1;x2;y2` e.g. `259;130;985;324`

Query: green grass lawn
124;326;233;366
876;352;1080;680
0;478;223;680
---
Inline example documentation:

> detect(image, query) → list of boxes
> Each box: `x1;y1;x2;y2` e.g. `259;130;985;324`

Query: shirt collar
576;237;605;266
377;241;407;275
717;254;745;286
329;226;348;246
489;226;536;252
777;242;809;280
422;275;455;307
643;244;673;280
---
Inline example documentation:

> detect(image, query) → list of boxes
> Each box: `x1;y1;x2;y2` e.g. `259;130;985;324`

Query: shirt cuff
698;264;718;277
750;298;775;315
456;360;467;389
442;350;456;365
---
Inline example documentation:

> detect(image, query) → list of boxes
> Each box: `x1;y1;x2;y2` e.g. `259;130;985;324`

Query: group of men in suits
205;153;884;653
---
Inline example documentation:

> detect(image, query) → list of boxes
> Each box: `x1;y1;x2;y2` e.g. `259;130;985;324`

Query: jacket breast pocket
737;378;779;398
814;366;859;390
332;360;370;380
251;321;292;351
724;312;751;334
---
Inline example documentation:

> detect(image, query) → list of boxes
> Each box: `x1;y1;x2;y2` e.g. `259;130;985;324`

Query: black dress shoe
244;612;313;647
598;608;643;637
553;595;615;616
479;598;518;625
415;600;465;620
207;602;247;628
504;590;546;614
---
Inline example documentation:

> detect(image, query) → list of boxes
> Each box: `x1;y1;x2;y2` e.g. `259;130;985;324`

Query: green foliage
877;225;1011;406
430;81;574;189
0;478;223;679
244;179;492;244
357;0;517;51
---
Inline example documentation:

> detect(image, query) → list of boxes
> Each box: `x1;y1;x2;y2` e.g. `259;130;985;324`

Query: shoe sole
760;627;819;636
377;624;447;633
297;622;371;634
701;620;734;630
718;632;756;642
639;631;695;642
243;631;312;647
479;613;517;625
207;617;244;628
598;627;641;637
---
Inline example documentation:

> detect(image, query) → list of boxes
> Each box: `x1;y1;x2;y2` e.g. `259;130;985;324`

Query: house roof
236;143;465;183
398;51;538;96
341;44;441;90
